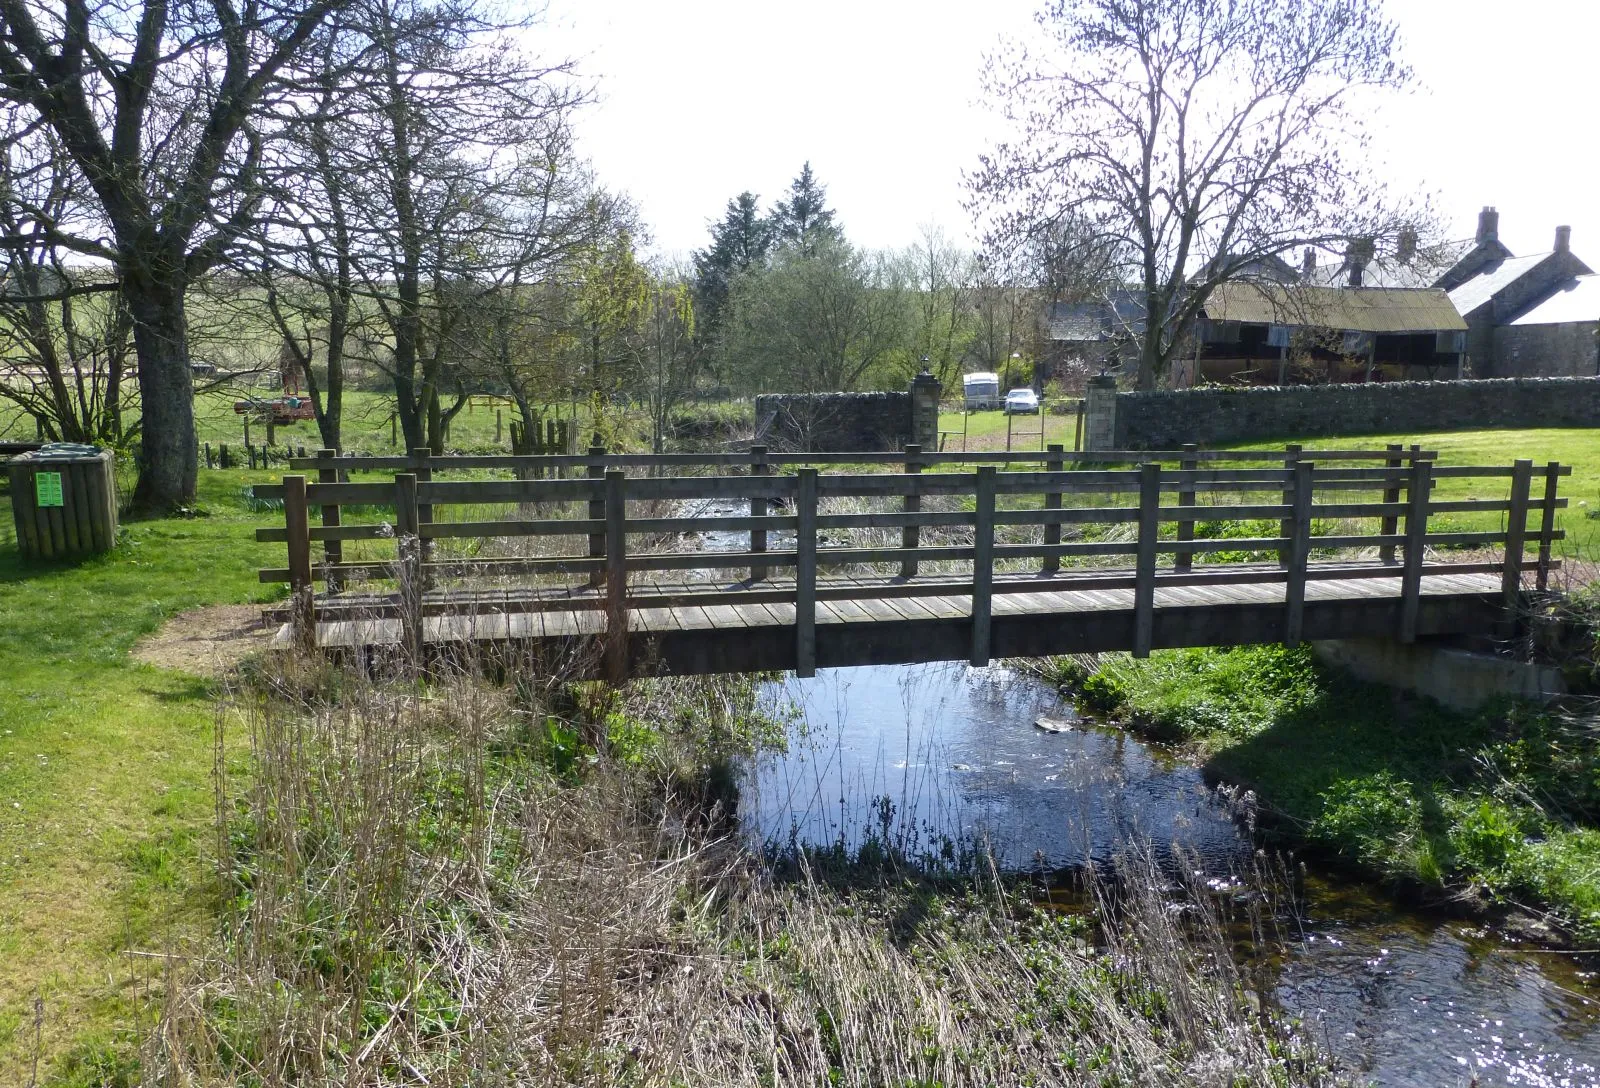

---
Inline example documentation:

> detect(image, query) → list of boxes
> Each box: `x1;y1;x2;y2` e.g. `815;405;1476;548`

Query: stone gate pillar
909;371;942;450
1083;374;1119;451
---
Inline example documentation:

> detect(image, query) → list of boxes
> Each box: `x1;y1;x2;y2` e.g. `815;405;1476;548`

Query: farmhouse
1440;208;1596;377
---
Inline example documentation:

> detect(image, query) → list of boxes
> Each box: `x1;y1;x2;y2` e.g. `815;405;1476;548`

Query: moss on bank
1052;646;1600;942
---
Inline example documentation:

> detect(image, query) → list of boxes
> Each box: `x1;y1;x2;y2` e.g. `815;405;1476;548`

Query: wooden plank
901;443;922;578
605;470;628;683
1536;461;1560;591
1502;459;1534;632
970;466;996;666
1285;460;1313;647
396;473;423;662
750;444;769;581
1133;463;1160;657
284;475;316;649
1399;459;1432;643
1042;443;1064;574
1174;443;1197;575
795;469;818;677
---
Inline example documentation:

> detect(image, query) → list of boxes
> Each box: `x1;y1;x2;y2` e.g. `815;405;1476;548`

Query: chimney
1477;206;1499;246
1397;228;1418;264
1345;238;1374;288
1556;225;1572;254
1301;247;1316;280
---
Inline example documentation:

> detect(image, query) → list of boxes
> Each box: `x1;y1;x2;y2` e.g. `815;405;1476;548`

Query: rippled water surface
744;662;1600;1087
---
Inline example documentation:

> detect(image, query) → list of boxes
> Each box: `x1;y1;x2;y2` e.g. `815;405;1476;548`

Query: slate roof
1046;296;1146;340
1508;275;1600;326
1201;282;1467;333
1446;254;1548;317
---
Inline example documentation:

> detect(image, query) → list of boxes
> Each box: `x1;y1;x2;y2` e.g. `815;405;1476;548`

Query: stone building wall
1493;323;1599;378
754;390;913;451
1091;376;1600;450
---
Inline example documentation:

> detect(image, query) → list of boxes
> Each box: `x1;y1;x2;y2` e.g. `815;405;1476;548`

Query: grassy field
3;420;1600;1078
0;466;281;1082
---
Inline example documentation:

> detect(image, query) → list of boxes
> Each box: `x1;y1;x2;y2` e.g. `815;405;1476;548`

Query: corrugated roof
1446;254;1546;316
1202;282;1466;333
1509;275;1600;326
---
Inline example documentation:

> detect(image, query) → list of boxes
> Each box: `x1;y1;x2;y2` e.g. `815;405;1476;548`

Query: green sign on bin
35;471;63;507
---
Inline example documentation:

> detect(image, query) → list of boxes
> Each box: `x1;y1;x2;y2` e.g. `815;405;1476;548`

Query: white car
1003;388;1040;414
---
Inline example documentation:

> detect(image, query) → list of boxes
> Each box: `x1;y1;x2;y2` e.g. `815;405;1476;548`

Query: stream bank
748;661;1600;1086
1051;645;1600;945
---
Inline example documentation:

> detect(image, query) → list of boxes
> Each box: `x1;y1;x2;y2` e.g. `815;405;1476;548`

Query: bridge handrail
261;455;1568;678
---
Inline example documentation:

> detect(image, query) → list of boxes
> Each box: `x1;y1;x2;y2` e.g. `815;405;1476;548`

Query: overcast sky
543;0;1599;264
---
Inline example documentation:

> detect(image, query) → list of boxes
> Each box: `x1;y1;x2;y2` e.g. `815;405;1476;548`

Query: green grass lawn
0;467;281;1083
935;404;1082;454
1245;428;1600;565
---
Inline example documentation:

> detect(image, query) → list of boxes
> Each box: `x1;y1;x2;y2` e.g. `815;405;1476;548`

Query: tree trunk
125;276;197;512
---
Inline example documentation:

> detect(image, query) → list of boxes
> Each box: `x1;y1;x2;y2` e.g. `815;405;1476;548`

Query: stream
742;663;1600;1087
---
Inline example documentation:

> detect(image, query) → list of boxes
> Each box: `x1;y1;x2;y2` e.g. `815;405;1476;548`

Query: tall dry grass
141;647;1345;1086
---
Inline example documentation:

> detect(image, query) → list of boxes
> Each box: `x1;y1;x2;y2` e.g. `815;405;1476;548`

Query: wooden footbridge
253;444;1568;680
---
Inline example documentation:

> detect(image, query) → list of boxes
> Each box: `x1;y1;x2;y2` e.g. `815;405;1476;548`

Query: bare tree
0;0;346;510
902;224;975;389
969;0;1428;390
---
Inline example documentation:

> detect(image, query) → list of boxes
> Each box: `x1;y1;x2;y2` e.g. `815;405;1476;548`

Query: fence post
1133;463;1160;657
901;443;923;578
284;475;316;650
1285;460;1314;646
605;470;629;684
1399;458;1432;644
395;473;424;664
1501;459;1534;632
970;466;996;666
1175;442;1198;574
317;448;343;594
795;468;818;678
749;444;770;581
587;443;606;587
411;447;433;589
1379;443;1403;565
1278;443;1301;568
1042;443;1064;574
1537;461;1561;591
1073;399;1085;452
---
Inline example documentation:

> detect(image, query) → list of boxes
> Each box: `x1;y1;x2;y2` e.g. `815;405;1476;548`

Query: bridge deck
277;567;1506;676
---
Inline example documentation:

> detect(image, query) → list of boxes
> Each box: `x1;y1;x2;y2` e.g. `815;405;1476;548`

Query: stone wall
754;390;913;452
1091;376;1600;450
1493;322;1599;378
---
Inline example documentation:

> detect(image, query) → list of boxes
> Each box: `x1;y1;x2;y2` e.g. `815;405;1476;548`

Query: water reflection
745;662;1600;1087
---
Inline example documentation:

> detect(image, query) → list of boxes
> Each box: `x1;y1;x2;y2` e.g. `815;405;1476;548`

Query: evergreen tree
692;192;774;342
772;162;842;255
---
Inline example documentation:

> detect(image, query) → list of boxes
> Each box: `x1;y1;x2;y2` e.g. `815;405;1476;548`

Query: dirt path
131;603;275;677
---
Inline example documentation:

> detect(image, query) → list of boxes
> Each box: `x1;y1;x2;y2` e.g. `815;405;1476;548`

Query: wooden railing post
284;475;316;650
1502;458;1534;625
1042;443;1064;574
1379;443;1403;565
410;447;433;590
395;473;424;664
971;466;997;666
749;444;770;581
1175;442;1197;574
604;470;629;684
1285;460;1314;646
795;468;818;678
901;443;923;578
317;448;343;593
586;443;606;588
1133;463;1160;658
1278;443;1301;568
1399;458;1432;644
1537;461;1561;591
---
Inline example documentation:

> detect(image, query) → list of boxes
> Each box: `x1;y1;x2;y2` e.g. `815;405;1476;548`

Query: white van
962;372;1000;411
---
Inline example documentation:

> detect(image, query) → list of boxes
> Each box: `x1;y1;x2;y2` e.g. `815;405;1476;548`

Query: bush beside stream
1053;646;1600;943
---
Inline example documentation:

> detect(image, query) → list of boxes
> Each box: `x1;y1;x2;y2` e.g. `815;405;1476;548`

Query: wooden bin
7;447;118;559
